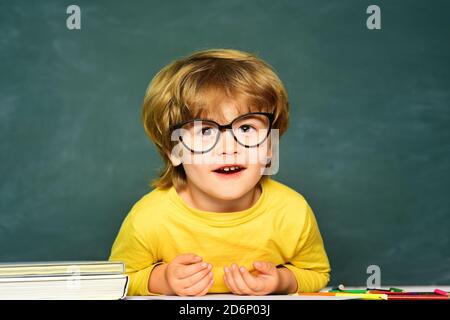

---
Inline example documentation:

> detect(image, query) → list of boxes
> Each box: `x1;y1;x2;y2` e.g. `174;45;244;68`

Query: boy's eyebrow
190;104;262;123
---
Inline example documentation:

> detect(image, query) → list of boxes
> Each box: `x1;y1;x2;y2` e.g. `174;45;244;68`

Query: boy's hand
223;261;280;295
165;253;214;296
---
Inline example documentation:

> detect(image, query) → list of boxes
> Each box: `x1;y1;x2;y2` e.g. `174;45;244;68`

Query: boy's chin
207;186;254;201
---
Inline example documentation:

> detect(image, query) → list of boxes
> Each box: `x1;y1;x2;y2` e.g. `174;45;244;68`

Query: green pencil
329;289;368;293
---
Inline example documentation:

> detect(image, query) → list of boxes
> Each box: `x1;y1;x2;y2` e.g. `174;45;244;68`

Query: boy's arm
109;212;164;296
281;203;331;293
147;262;176;295
274;266;298;294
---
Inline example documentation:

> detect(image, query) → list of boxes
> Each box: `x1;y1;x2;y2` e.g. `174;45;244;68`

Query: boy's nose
216;129;237;155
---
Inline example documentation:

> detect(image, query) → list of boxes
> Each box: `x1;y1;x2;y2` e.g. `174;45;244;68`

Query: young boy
109;49;331;296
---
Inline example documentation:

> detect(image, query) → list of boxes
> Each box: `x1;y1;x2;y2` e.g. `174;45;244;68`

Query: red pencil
369;290;440;295
387;295;449;300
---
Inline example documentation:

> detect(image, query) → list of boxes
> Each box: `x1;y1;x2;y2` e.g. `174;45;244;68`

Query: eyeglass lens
178;113;271;153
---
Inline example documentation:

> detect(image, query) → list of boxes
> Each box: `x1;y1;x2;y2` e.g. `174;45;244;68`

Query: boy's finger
239;266;261;292
223;271;236;294
194;275;215;296
175;253;202;265
230;264;253;294
224;265;242;294
178;262;210;279
180;265;212;285
253;261;275;274
181;270;214;296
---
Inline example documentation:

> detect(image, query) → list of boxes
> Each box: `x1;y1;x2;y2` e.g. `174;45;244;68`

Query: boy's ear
267;136;273;158
267;144;272;158
264;135;274;167
265;149;272;167
166;150;182;167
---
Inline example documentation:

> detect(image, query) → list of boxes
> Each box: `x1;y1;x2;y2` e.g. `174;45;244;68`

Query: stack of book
0;261;129;300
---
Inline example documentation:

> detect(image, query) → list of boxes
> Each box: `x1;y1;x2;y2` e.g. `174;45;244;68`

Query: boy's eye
199;127;214;136
238;124;256;133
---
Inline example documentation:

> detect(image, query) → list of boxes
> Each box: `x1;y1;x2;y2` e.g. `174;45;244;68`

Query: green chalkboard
1;0;449;286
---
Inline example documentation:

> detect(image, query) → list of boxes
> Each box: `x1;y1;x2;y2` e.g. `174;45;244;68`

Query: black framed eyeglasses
170;112;275;154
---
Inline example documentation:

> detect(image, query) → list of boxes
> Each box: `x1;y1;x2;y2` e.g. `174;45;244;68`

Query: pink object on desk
434;289;449;296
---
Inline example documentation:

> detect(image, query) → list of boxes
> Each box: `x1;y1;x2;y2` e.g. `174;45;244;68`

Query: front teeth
223;166;240;172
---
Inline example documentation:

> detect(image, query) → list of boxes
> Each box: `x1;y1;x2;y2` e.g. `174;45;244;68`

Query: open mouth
212;165;246;175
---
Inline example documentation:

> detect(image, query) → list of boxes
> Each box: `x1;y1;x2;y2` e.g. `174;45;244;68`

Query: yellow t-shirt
109;177;331;296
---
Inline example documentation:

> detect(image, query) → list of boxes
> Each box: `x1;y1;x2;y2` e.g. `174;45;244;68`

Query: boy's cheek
242;164;265;178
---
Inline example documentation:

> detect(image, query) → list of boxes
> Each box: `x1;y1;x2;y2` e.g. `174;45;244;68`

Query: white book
0;261;125;277
0;274;129;300
0;261;129;300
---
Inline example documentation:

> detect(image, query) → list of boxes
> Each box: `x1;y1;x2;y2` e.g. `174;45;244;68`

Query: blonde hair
142;48;290;190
